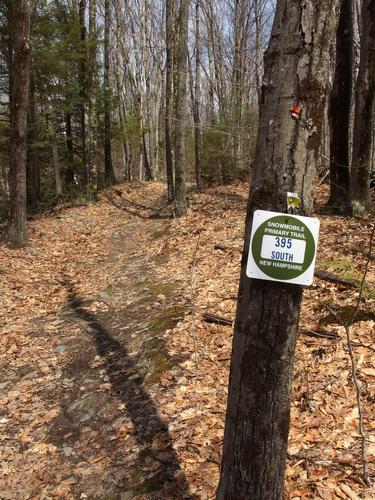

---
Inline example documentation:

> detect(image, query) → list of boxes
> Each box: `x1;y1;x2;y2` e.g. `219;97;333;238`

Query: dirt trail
1;187;194;499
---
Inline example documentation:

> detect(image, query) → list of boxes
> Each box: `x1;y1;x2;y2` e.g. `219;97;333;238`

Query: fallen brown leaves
0;180;374;499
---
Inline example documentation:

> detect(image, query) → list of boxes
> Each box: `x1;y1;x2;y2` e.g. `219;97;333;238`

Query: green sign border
251;215;316;280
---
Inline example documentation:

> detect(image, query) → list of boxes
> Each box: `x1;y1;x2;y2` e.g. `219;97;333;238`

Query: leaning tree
217;0;341;498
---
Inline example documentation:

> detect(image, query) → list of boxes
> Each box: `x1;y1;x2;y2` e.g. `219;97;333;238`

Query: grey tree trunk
7;0;31;247
351;0;375;210
141;0;154;181
78;0;88;186
326;0;353;215
194;0;202;189
165;0;175;201
46;107;62;196
104;0;114;185
27;72;40;211
87;0;98;193
64;111;75;188
231;0;247;174
173;0;189;218
217;0;341;497
254;0;263;109
52;134;62;196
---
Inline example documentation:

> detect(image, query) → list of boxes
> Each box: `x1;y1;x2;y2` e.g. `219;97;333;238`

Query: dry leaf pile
0;180;374;499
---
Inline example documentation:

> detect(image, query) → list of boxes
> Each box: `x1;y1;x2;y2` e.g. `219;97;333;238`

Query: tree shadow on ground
64;284;193;499
105;192;171;220
207;190;247;204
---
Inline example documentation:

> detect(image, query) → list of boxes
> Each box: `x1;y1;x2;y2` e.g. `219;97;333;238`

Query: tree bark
217;1;340;497
104;0;114;185
326;0;353;214
26;72;40;211
142;0;154;181
78;0;88;186
142;132;153;181
165;0;175;201
51;133;62;196
7;0;31;247
194;0;202;189
351;0;375;210
114;0;127;181
64;111;75;188
49;118;62;196
231;0;248;174
254;0;263;110
87;0;98;193
173;0;189;218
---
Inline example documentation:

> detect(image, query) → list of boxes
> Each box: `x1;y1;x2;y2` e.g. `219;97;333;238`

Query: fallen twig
299;327;340;340
190;230;202;370
213;243;239;252
287;453;361;470
203;312;233;326
314;269;363;289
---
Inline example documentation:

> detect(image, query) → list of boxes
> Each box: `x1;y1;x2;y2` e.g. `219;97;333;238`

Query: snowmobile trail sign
246;210;320;285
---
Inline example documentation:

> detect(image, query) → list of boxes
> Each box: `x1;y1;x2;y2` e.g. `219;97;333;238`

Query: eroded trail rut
47;219;190;498
49;217;193;499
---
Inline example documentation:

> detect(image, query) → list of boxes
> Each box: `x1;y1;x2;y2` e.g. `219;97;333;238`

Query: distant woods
0;0;374;246
326;0;375;214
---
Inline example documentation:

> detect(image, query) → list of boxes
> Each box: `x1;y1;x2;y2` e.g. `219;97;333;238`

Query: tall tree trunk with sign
217;1;340;498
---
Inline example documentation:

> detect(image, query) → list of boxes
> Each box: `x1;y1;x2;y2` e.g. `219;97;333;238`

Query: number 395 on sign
260;235;306;264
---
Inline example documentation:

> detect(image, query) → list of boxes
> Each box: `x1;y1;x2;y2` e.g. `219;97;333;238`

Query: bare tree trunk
114;0;127;181
351;0;375;210
165;0;175;201
78;0;88;186
104;0;114;185
194;0;202;189
217;0;340;497
7;0;31;247
231;0;247;174
173;0;189;218
51;133;62;195
46;107;62;195
27;72;40;211
372;107;375;171
142;0;154;181
326;0;353;214
142;132;153;181
5;0;15;120
254;0;263;110
87;0;98;193
203;0;226;120
64;111;75;188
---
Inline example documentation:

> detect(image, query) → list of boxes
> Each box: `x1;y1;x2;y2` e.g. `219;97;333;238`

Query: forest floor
0;180;374;500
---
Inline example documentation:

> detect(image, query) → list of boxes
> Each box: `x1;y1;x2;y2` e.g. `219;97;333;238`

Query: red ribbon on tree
289;104;301;120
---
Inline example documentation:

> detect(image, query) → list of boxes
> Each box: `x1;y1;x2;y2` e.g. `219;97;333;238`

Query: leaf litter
0;181;374;499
